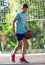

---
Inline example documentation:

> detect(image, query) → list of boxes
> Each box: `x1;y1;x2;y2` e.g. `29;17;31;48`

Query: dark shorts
16;34;25;41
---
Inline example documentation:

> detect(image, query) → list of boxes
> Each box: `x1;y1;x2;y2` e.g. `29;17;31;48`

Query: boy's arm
25;23;28;31
25;26;28;31
13;18;16;36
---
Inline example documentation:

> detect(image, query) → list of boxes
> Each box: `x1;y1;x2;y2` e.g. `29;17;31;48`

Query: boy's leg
22;38;28;57
12;40;22;55
11;40;22;62
20;38;29;63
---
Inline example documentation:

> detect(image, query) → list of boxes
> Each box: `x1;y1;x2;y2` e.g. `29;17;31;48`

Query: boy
11;3;29;63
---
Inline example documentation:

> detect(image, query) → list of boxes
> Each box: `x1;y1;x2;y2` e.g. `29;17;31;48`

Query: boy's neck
21;10;26;13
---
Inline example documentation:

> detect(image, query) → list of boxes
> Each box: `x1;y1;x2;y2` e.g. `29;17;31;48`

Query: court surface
0;53;45;65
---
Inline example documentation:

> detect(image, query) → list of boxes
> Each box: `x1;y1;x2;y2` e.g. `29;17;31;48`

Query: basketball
24;30;32;39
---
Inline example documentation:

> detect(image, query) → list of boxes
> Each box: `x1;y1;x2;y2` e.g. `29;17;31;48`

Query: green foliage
26;20;45;49
0;23;17;51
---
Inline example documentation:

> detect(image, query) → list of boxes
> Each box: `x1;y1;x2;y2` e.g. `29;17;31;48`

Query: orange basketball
24;30;32;39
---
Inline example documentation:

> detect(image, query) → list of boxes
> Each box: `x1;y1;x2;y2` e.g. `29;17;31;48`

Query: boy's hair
22;3;28;8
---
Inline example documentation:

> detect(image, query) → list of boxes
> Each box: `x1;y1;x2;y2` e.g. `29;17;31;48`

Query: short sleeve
15;13;19;20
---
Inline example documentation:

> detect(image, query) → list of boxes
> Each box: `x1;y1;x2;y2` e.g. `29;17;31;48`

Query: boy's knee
24;42;28;47
18;41;22;48
18;44;22;48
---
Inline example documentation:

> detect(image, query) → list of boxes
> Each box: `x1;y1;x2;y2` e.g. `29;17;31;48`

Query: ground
0;53;45;65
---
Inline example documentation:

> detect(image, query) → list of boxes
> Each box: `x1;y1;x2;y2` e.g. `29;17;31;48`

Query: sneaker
20;57;29;63
11;54;15;62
